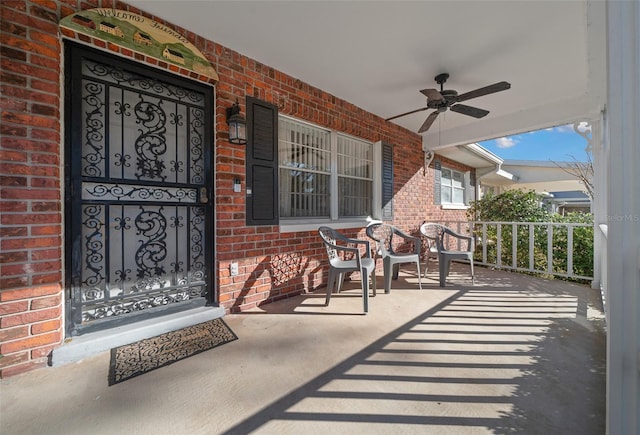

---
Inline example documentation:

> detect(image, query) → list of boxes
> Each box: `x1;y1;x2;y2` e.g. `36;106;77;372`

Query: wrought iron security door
65;43;214;335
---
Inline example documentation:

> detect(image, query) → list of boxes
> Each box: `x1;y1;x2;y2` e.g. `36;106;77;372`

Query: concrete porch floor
1;264;606;435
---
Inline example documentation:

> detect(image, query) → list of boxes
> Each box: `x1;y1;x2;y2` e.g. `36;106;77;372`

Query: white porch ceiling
127;0;606;150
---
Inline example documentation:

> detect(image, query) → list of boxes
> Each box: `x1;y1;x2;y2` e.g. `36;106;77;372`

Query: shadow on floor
224;271;606;434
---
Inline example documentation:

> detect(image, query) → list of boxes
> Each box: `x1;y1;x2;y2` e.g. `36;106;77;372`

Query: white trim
441;204;469;210
279;218;372;233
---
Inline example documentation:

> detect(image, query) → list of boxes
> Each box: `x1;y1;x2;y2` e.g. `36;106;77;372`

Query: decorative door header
60;8;218;82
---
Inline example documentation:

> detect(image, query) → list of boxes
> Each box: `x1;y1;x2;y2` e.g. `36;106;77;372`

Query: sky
478;123;592;163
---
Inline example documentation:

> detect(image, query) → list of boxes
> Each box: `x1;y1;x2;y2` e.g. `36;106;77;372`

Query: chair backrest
365;223;394;257
318;226;340;261
420;222;474;253
420;222;445;252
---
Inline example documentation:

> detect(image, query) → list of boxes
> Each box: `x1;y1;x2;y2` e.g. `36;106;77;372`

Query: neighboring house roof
436;145;591;200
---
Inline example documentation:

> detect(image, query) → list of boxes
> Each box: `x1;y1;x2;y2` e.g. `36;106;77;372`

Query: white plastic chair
420;222;475;287
318;226;376;313
366;222;422;293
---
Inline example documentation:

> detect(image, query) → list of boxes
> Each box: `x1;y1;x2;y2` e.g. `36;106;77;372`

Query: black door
65;42;215;335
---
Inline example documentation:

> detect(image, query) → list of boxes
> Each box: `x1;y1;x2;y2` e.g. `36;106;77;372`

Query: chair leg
383;259;393;294
371;271;377;297
362;274;369;313
439;257;447;287
326;269;336;305
470;260;475;285
423;257;430;278
415;260;422;290
336;273;345;293
392;263;400;280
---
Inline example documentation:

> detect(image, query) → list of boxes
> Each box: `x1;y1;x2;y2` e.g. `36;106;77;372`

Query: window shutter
465;170;476;205
246;96;278;226
381;142;394;220
434;160;441;205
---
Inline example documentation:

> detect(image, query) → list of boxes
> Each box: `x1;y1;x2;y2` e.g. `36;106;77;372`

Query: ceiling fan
386;73;511;133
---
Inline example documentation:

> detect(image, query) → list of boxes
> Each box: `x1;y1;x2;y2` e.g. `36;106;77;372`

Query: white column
606;1;640;434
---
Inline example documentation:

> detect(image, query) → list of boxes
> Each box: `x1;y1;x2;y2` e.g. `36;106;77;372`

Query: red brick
0;250;28;263
0;150;27;162
0;351;29;369
2;111;58;130
30;294;61;310
31;225;61;236
30;201;60;212
31;272;62;285
0;188;60;201
31;248;60;260
0;227;28;238
0;276;29;289
1;213;61;225
31;343;57;359
1;307;61;328
31;318;61;334
0;284;61;302
0;300;28;316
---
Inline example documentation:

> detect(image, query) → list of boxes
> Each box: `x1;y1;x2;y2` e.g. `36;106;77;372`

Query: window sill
279;218;374;233
441;204;469;210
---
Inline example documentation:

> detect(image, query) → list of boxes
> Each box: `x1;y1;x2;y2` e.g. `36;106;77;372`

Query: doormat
108;318;238;385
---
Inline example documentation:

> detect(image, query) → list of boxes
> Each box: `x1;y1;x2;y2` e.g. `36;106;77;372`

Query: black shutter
434;160;442;205
246;96;278;226
381;142;394;220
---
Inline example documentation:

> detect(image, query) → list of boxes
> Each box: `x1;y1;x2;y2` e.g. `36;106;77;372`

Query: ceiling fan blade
385;106;428;121
457;81;511;102
419;88;444;102
418;111;439;133
450;104;490;118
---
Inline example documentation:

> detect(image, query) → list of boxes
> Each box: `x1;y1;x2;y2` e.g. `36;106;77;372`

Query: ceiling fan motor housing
428;89;458;110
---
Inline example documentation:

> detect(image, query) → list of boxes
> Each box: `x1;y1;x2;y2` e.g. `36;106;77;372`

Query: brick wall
0;0;472;377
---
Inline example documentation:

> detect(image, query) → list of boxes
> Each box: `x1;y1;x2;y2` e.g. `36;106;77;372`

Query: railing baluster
512;223;518;269
497;223;502;268
547;224;553;274
482;223;487;264
567;225;574;276
529;224;535;272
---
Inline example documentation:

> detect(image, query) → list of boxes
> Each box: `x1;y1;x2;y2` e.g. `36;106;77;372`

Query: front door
65;42;215;336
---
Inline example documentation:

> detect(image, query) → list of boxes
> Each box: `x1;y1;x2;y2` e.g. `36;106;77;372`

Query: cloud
547;123;591;134
495;137;517;148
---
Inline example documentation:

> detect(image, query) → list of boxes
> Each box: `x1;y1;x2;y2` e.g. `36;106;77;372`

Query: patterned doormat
108;318;238;385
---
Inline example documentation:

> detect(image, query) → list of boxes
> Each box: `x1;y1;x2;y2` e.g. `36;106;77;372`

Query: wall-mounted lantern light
226;99;247;145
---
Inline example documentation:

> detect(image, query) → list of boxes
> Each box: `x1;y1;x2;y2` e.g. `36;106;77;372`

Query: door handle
199;186;208;203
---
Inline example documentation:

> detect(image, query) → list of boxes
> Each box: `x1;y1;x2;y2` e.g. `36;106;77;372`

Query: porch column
606;0;640;434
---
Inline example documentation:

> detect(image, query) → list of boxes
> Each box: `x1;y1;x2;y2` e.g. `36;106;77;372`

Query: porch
1;265;606;434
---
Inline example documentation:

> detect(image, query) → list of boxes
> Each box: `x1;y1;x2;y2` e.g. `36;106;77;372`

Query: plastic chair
318;226;376;313
420;222;475;287
366;222;422;293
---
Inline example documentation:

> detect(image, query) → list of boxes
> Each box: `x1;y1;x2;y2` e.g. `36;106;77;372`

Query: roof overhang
127;0;607;150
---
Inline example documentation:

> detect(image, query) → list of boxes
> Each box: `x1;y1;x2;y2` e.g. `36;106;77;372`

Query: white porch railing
598;223;608;323
439;220;594;282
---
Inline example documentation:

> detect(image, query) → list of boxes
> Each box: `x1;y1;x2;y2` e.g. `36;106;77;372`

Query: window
278;117;374;220
441;167;466;205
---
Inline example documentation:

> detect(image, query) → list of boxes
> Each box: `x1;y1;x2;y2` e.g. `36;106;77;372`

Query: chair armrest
392;228;422;255
442;227;474;251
